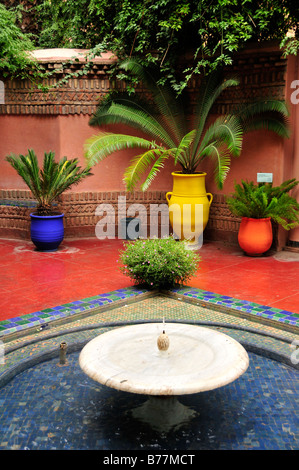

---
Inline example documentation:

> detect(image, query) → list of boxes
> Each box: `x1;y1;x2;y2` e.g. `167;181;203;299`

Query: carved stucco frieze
0;48;287;116
0;190;240;239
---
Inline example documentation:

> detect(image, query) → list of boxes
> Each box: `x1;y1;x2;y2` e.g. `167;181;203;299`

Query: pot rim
241;216;271;222
171;171;207;177
30;212;64;218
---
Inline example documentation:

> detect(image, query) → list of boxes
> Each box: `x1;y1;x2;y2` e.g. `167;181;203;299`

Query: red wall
0;114;177;192
0;113;287;193
0;45;298;245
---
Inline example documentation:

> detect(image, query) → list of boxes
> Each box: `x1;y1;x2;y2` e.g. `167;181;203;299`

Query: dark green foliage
226;179;299;230
6;150;93;215
119;237;200;289
35;0;115;49
0;4;38;79
2;1;299;86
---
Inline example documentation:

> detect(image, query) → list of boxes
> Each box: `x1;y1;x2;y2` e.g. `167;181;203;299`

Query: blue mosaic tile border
0;200;58;208
173;286;299;327
0;286;148;338
0;199;37;208
0;285;298;338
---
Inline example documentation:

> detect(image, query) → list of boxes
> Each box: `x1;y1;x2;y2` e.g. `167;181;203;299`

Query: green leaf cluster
2;0;299;87
6;150;93;215
119;236;200;289
226;179;299;230
35;0;114;49
85;59;289;191
0;4;39;79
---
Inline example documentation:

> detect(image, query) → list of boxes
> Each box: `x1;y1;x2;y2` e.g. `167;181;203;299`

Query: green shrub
119;237;200;289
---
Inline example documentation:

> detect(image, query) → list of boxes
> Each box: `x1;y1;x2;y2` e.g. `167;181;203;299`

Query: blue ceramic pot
30;213;64;252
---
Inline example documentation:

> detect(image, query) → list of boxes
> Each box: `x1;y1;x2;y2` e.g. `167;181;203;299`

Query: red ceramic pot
238;217;273;256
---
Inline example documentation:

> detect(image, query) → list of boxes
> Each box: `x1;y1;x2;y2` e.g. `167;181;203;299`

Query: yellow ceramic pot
166;172;213;249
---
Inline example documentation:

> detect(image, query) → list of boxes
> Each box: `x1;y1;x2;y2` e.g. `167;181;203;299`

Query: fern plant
85;58;289;191
226;179;299;230
6;149;92;215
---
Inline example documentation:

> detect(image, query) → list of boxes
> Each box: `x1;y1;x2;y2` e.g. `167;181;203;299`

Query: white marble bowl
79;323;249;396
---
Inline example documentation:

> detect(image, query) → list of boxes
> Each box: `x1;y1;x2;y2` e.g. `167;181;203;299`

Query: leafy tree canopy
0;3;38;78
1;0;299;89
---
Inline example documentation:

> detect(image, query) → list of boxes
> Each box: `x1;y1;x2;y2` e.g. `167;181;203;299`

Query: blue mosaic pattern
1;285;298;338
0;287;149;337
0;289;298;450
173;286;299;327
0;199;58;208
0;351;298;450
0;199;37;208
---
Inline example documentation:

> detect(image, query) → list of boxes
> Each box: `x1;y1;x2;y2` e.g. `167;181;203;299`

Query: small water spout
37;323;49;332
58;341;68;366
157;318;169;351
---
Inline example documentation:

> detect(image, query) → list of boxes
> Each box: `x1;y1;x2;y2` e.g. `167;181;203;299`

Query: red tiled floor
0;237;298;322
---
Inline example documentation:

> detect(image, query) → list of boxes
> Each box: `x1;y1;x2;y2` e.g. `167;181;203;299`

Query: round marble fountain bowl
79;323;249;396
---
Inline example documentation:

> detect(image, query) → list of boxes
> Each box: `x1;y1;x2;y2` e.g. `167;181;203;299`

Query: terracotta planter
166;172;213;249
238;217;273;256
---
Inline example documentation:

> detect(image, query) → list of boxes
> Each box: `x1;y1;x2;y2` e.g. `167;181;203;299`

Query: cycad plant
6;149;92;215
85;58;290;191
226;179;299;230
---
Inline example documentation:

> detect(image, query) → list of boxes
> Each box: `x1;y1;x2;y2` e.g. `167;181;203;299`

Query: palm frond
192;71;240;150
199;144;232;189
234;100;290;138
89;102;176;148
140;150;173;191
84;132;157;167
6;150;42;202
120;58;186;143
198;115;243;158
242;115;290;138
190;115;243;180
174;130;197;168
89;91;158;127
123;148;172;192
40;151;58;202
44;157;92;204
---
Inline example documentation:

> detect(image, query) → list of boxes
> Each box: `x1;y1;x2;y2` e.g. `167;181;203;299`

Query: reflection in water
130;396;198;433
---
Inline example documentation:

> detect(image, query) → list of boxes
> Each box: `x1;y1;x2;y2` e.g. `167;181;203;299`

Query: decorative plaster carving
0;49;287;116
0;190;241;241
